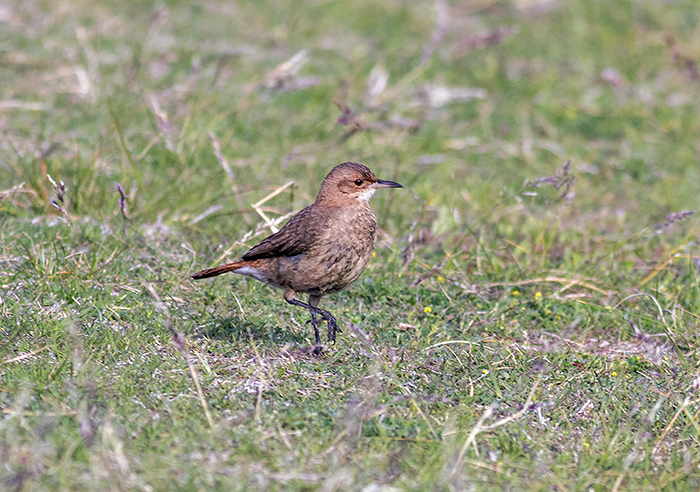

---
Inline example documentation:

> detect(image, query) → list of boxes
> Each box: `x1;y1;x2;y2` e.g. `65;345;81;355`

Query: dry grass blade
148;94;174;151
613;292;684;366
207;131;251;225
421;0;449;63
190;204;223;225
145;283;215;431
425;340;475;351
451;377;540;475
209;131;235;185
210;208;298;266
483;276;610;295
260;49;309;90
363;63;389;107
0;100;47;111
637;242;691;288
0;182;36;202
1;346;49;365
421;84;488;108
1;408;78;416
455;26;520;57
251;180;295;233
651;397;691;455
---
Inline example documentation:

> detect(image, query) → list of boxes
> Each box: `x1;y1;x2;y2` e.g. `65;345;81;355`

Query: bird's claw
325;316;339;343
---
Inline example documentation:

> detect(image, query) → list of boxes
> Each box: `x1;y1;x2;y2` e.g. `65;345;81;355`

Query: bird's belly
281;245;373;296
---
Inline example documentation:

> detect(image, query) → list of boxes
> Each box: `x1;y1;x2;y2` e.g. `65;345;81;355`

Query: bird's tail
191;261;247;279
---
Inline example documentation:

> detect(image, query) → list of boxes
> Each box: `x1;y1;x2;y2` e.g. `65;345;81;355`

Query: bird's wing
241;205;324;260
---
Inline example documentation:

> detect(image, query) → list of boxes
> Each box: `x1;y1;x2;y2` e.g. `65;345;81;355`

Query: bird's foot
305;312;340;343
286;298;339;347
324;313;340;343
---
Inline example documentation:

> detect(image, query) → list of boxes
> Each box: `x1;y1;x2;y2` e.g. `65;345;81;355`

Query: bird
192;162;403;353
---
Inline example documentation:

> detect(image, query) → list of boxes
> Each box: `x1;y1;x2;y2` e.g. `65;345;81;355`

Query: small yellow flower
482;369;489;374
583;442;590;448
511;289;520;297
424;306;432;313
612;371;617;377
372;251;376;258
535;292;542;300
437;276;445;283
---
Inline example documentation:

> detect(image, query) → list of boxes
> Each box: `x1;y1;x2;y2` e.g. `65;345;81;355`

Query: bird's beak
375;179;403;189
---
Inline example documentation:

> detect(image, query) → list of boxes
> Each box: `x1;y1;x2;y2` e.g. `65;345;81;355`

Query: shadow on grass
199;315;315;349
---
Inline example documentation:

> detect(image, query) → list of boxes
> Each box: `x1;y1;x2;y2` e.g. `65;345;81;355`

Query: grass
2;0;700;489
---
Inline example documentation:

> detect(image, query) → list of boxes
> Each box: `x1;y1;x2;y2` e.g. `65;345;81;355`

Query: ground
2;0;700;490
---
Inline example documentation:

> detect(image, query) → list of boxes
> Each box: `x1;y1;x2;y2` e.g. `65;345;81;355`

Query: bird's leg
308;310;320;346
286;297;339;344
309;295;341;344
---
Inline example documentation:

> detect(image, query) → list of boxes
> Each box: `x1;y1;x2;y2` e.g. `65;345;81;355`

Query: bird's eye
354;179;363;186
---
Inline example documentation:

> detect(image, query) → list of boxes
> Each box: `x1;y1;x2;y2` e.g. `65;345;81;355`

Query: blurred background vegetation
2;0;700;490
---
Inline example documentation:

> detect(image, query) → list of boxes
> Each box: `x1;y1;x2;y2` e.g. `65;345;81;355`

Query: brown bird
192;162;402;352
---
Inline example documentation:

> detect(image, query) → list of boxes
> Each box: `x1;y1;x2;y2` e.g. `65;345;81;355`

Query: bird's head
317;162;403;204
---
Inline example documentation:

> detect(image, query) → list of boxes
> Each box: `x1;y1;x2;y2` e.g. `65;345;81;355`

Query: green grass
2;0;700;489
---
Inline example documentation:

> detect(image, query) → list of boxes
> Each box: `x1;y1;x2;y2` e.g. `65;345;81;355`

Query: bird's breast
282;207;378;296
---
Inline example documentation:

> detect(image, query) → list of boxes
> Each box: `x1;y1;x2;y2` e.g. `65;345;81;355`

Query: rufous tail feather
191;261;246;279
